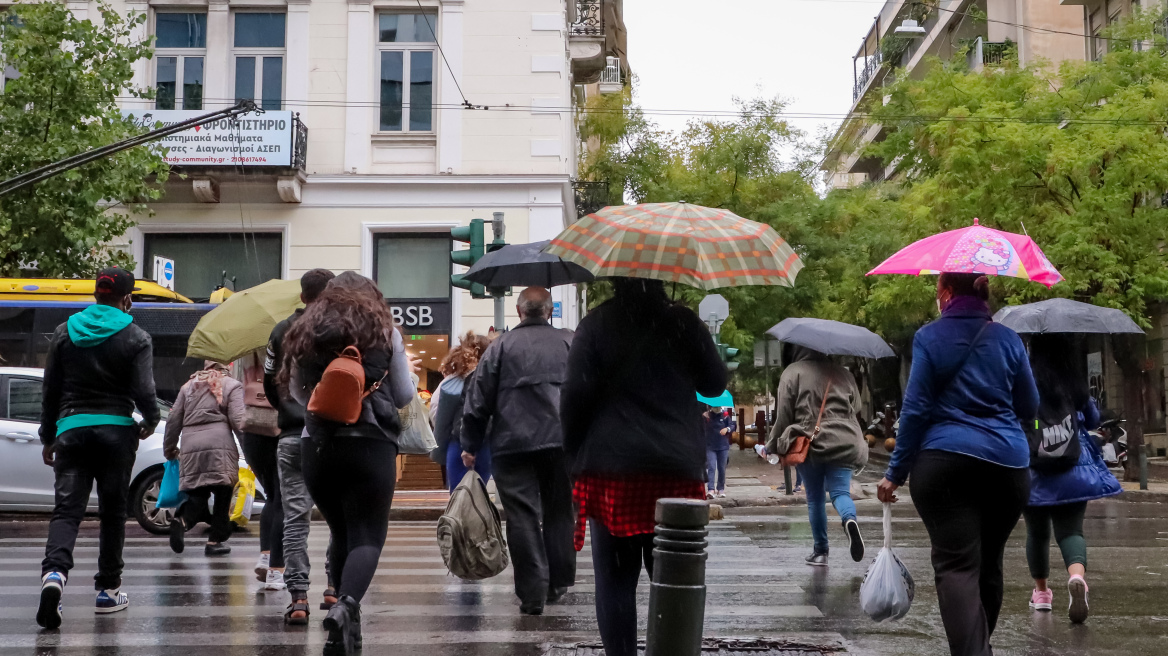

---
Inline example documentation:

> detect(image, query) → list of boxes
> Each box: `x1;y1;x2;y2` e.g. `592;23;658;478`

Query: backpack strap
935;321;993;398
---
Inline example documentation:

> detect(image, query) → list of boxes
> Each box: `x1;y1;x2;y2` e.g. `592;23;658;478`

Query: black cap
95;267;140;296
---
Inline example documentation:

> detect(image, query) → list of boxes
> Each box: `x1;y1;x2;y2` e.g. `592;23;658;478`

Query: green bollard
646;498;709;656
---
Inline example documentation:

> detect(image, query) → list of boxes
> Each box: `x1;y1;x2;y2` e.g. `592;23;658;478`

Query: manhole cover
544;637;848;655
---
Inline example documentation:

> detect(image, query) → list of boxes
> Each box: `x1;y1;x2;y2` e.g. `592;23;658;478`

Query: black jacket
562;298;726;481
40;322;160;446
461;317;573;457
263;309;305;436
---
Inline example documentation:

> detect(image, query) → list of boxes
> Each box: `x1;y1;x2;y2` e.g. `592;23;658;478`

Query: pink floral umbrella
867;219;1063;288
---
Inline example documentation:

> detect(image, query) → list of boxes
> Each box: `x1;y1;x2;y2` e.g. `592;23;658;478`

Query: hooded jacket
1028;396;1122;506
766;346;868;471
40;304;160;446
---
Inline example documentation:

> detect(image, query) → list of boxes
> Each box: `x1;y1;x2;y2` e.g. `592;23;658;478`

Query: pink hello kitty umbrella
867;219;1062;287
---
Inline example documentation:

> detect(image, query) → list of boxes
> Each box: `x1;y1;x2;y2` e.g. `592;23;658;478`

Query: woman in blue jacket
1023;335;1121;624
704;407;733;499
878;273;1038;656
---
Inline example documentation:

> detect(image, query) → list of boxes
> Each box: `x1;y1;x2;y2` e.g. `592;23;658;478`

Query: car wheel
132;468;177;535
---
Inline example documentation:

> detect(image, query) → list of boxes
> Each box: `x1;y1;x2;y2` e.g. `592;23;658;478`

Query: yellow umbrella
186;279;304;363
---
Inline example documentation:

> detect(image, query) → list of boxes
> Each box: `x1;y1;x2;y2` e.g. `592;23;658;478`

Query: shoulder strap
812;379;833;437
936;321;993;397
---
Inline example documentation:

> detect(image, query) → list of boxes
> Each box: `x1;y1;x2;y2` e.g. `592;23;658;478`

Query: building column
125;0;150;108
437;0;464;174
205;0;232;111
286;0;311;120
344;0;374;174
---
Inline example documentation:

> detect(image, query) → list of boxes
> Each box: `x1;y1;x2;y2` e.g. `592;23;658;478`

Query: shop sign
387;299;451;334
124;110;293;166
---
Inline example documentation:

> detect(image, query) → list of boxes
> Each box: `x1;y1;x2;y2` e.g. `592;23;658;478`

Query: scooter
1092;418;1128;469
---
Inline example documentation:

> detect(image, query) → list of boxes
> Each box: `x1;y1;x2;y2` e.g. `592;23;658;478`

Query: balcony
598;57;622;94
570;0;604;37
853;50;883;103
967;37;1013;71
569;0;607;81
574;179;610;219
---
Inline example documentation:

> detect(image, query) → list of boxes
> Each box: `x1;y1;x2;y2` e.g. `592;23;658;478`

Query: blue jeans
706;449;729;491
798;460;856;553
446;440;493;492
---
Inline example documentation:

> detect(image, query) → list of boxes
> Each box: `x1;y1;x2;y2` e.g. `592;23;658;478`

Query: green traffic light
451;218;485;267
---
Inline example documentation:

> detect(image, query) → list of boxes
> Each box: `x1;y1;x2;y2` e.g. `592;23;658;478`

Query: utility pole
490;212;507;331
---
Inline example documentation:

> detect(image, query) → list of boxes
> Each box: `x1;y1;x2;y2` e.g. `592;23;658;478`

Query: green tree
0;1;166;277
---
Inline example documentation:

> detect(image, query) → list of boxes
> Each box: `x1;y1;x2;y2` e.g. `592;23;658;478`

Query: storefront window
143;233;282;300
373;234;451;300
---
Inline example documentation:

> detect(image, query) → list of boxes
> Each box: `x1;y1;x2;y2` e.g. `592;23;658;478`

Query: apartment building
1062;0;1140;60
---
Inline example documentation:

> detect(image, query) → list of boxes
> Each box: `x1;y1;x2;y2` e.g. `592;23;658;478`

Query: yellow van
0;278;193;303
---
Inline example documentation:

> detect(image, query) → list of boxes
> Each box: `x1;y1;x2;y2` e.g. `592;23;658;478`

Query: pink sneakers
1068;575;1089;624
1029;588;1053;611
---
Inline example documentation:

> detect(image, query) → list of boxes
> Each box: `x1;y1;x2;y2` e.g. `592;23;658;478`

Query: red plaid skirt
572;473;706;551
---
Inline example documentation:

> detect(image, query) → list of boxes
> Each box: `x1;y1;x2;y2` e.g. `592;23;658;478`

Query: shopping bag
229;467;257;527
859;502;915;622
155;459;187;509
397;376;437;455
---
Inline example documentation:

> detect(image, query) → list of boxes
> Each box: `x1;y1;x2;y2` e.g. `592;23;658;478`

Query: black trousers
492;448;577;606
240;432;284;568
911;450;1029;656
183;484;235;544
302;435;397;603
589;520;654;656
42;425;138;591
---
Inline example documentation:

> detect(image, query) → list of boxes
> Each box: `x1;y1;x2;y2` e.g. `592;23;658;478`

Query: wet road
0;491;1164;655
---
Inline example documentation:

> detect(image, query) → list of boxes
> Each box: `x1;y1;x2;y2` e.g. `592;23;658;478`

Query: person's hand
877;478;900;504
408;353;422;375
461;451;476;469
42;444;55;467
138;423;155;440
165;448;179;461
720;428;730;435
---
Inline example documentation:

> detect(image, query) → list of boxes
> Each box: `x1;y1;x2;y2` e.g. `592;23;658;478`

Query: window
373;234;451;299
377;12;436;132
7;378;41;422
143;233;282;300
154;12;206;110
233;12;285;111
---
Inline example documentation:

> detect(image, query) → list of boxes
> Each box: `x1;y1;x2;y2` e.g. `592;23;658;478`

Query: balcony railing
599;56;621;91
292;113;308;171
574;180;610;219
570;0;603;37
853;50;882;102
982;41;1010;65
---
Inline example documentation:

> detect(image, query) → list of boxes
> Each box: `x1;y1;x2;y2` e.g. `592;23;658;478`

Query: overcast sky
623;0;883;142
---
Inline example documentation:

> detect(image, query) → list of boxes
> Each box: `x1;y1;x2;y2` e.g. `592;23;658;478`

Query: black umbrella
993;298;1143;334
766;318;896;359
463;240;594;288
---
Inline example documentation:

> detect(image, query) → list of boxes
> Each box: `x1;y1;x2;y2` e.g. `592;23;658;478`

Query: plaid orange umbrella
544;202;803;290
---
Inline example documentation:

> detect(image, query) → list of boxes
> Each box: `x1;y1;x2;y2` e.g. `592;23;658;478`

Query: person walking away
240;358;286;592
36;268;161;628
1024;334;1121;623
431;331;492;491
163;361;247;557
461;287;576;615
768;345;868;566
263;268;338;623
704;406;732;499
877;273;1038;656
281;272;415;656
562;278;726;656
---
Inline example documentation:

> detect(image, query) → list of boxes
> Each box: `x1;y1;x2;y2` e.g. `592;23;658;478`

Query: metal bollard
784;465;794;495
1140;444;1149;491
646;498;709;656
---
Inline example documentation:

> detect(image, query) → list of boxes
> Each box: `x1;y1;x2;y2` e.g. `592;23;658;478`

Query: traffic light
717;340;740;371
451;218;487;299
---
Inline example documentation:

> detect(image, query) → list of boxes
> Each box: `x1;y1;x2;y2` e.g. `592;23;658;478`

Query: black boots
323;594;361;655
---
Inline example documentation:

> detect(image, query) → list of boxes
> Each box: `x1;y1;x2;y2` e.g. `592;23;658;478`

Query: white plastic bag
859;502;915;622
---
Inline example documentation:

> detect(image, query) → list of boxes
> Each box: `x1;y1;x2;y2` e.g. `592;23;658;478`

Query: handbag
397;374;438;455
307;346;387;425
781;380;832;468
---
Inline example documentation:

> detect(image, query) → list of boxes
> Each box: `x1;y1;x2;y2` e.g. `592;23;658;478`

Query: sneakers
94;588;129;614
169;518;185;554
1029;587;1053;611
706;491;715;500
205;542;231;557
263;569;287;591
716;490;726;499
255;552;270;582
1068;575;1089;624
36;571;66;629
805;551;829;567
844;519;865;563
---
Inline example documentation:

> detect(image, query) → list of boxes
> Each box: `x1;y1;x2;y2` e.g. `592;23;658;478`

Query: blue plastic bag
156;459;186;509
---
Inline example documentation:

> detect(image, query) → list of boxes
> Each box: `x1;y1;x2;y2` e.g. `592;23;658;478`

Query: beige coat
767;348;868;472
164;376;245;491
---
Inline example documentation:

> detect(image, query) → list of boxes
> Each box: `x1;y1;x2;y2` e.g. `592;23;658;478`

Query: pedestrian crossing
0;519;847;654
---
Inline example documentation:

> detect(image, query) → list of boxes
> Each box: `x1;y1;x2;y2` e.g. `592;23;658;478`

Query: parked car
0;367;262;534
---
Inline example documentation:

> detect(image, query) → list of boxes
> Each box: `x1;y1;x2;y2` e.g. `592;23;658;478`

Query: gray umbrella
463;240;595;288
766;318;896;359
993;298;1143;334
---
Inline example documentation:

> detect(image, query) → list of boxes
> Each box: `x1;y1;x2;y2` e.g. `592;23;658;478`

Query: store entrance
396;332;450;491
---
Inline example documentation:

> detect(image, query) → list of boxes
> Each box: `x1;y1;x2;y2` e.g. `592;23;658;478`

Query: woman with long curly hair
280;271;415;656
431;331;493;491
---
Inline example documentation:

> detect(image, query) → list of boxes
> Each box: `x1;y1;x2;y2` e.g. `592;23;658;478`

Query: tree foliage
0;1;166;277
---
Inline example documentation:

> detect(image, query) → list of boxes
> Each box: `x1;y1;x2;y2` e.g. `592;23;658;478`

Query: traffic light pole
490;213;507;331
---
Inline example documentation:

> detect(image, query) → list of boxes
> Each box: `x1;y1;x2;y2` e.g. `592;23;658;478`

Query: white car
0;367;262;534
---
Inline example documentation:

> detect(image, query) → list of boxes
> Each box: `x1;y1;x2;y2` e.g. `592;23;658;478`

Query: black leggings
241;433;284;568
589;520;655;656
302;435;397;602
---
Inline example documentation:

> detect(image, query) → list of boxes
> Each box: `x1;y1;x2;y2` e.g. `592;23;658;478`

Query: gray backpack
437;471;509;580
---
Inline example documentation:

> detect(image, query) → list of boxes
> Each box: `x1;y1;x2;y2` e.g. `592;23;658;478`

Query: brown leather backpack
307;346;386;425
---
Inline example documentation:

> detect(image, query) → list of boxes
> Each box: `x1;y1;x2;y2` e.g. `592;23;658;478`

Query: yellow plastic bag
230;467;256;527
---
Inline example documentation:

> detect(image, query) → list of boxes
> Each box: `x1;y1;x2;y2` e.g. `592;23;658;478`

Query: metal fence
292;114;308;171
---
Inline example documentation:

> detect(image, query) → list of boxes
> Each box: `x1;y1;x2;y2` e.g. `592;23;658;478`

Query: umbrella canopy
463;240;594;288
993;298;1143;334
187;278;303;363
545;202;803;290
697;390;734;407
868;219;1062;288
766;318;896;359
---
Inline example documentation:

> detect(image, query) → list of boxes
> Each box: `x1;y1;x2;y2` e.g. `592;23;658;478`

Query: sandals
284;599;310;626
320;587;338;611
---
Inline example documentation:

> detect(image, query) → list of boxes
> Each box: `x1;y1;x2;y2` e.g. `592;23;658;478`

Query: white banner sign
124;110;293;167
